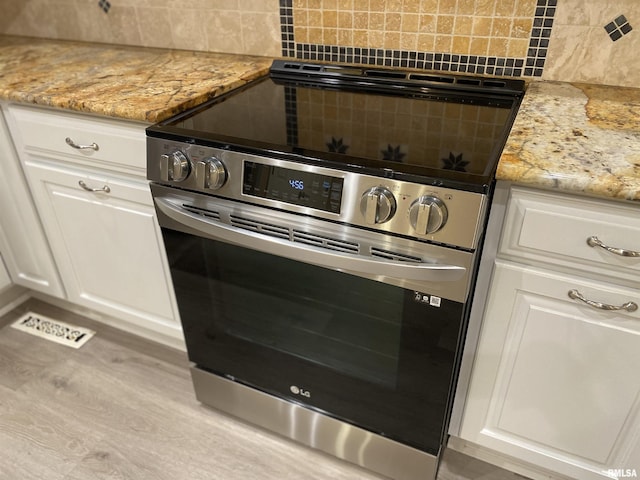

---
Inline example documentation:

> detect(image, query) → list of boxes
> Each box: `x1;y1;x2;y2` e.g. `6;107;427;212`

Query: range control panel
147;138;488;250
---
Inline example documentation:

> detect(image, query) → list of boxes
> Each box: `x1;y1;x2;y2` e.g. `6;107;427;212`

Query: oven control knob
160;151;190;182
409;195;448;234
195;157;227;190
360;187;396;224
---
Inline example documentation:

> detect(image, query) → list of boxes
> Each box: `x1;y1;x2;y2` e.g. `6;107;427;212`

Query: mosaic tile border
279;0;556;78
280;0;295;58
526;0;556;76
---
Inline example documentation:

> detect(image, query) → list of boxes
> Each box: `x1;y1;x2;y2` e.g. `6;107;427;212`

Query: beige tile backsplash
543;0;639;86
0;0;637;87
0;0;283;57
292;0;536;59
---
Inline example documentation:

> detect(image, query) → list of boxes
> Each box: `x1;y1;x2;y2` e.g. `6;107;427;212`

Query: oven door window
163;227;464;455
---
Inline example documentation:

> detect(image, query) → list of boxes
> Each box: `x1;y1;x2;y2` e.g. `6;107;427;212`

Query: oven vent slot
456;78;482;86
230;215;290;239
409;74;455;84
484;80;507;88
370;248;423;263
292;230;359;254
182;204;221;220
408;73;510;90
364;70;407;79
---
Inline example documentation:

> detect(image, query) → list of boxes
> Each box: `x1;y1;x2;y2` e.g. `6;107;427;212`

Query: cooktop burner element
148;60;524;193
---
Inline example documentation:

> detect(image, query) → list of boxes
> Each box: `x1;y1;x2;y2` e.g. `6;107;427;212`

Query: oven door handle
156;197;467;282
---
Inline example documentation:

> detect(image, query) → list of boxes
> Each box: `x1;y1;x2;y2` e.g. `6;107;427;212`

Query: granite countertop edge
1;36;638;203
0;35;273;124
497;80;640;203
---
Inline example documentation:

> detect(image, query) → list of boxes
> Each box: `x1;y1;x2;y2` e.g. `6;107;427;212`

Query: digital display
289;179;304;190
243;161;343;213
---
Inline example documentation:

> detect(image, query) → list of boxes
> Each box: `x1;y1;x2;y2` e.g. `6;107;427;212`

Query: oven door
152;183;475;455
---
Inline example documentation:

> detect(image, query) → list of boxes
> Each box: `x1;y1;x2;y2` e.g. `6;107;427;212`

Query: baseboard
27;291;187;352
0;285;30;320
0;287;187;356
447;436;573;480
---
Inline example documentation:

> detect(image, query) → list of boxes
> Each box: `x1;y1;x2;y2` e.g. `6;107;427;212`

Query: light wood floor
0;298;528;480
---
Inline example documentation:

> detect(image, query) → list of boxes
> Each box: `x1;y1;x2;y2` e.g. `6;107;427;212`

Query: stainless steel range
146;61;524;480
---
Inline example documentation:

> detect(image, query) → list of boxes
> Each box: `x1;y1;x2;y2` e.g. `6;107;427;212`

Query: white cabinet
458;185;640;480
5;104;181;345
0;105;64;297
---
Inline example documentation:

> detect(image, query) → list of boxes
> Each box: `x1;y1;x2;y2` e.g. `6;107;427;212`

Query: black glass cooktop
148;61;524;191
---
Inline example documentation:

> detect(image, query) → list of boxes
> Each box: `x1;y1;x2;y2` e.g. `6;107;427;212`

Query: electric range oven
146;60;524;480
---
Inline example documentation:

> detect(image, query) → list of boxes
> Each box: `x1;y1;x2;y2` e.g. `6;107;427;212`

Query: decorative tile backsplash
0;0;283;57
281;0;555;77
604;15;633;42
0;0;637;86
98;0;111;14
543;0;639;86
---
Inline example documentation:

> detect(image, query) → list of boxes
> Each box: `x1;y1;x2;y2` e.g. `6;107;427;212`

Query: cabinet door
0;108;65;297
460;261;640;480
24;159;180;341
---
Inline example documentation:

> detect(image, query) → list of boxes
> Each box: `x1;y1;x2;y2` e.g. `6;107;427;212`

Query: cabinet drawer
6;104;148;175
500;187;640;286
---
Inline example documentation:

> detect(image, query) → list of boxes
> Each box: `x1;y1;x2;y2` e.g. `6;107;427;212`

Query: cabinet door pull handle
587;236;640;257
78;180;110;193
568;289;638;312
66;137;99;151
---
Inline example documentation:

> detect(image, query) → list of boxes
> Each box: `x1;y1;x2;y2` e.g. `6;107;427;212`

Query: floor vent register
11;312;95;349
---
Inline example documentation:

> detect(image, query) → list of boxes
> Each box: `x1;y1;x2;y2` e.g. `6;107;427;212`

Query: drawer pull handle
587;236;640;257
568;289;638;312
66;137;99;151
78;180;110;193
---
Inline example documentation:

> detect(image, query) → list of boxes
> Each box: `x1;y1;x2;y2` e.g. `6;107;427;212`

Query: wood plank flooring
0;298;527;480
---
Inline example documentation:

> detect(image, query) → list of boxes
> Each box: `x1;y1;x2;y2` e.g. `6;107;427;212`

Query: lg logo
290;385;311;398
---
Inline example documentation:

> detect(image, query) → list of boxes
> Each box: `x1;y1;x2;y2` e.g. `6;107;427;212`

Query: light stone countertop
1;35;638;203
0;35;272;123
498;81;640;202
